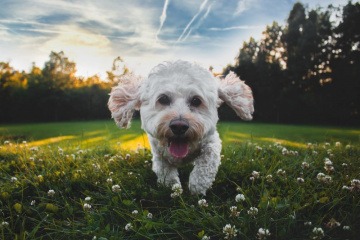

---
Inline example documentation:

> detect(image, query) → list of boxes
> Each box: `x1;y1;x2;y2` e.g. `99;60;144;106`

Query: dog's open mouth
168;138;189;158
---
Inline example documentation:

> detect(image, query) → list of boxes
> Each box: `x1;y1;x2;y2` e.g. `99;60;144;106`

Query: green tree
329;1;360;124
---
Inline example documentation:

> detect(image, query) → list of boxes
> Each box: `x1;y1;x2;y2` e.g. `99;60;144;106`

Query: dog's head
108;60;254;158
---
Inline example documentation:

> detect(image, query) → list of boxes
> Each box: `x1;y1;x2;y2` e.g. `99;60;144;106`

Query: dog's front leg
188;133;221;195
152;156;180;187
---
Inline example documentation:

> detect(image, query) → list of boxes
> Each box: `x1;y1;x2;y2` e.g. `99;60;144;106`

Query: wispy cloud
156;0;171;41
208;25;263;31
177;0;212;42
235;0;258;15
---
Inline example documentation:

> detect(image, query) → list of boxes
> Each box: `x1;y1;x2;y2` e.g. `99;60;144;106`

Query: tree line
222;1;359;125
0;52;117;122
0;2;359;125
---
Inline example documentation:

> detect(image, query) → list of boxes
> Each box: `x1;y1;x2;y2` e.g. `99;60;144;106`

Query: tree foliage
224;1;359;125
0;51;117;122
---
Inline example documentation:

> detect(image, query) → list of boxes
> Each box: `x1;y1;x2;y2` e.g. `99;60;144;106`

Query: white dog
108;60;254;195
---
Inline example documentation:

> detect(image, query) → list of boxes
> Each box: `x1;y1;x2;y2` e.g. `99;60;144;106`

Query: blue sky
0;0;347;77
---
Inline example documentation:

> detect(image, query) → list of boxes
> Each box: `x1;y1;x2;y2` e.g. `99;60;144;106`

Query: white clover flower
325;218;340;228
4;140;10;145
350;179;360;192
47;189;55;197
30;200;36;206
201;235;210;240
289;150;299;156
30;146;39;152
345;144;351;149
304;221;312;226
229;206;240;217
106;178;113;184
125;223;133;231
281;147;289;155
317;173;332;184
266;174;273;183
276;169;286;177
255;146;263;151
83;203;92;210
301;162;310;169
311;227;324;239
335;142;341;147
10;177;18;183
37;175;44;181
1;221;9;227
132;210;139;215
93;163;101;170
324;158;334;172
247;207;258;216
198;199;208;208
125;153;131;160
250;171;260;181
257;228;271;240
235;194;245;202
341;163;348;167
85;197;91;201
147;212;153;219
112;184;121;193
58;147;64;155
297;177;305;183
223;224;237;239
343;225;350;230
170;183;183;198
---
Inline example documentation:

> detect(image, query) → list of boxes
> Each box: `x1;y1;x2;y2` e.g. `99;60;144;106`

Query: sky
0;0;348;78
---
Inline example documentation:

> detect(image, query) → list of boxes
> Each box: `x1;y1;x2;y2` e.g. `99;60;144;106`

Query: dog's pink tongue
169;141;189;158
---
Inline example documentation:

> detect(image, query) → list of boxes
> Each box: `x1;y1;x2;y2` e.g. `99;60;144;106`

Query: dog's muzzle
168;119;190;158
169;119;189;135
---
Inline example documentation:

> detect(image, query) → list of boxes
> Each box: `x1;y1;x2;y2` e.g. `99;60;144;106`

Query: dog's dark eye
190;96;202;107
158;94;171;106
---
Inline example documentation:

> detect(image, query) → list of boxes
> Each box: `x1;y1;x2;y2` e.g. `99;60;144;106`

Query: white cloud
156;0;171;40
177;0;210;42
208;25;263;31
235;0;258;15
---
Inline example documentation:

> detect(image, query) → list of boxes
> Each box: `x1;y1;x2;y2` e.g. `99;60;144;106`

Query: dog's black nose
169;119;189;135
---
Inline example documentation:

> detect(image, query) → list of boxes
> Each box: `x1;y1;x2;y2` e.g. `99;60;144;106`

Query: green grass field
0;120;359;239
0;120;358;149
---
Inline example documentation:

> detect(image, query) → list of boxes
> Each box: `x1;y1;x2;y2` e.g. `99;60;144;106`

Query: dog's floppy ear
108;73;142;128
218;71;254;120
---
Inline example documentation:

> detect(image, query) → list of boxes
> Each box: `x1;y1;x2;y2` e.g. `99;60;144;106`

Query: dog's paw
188;177;208;195
188;183;207;196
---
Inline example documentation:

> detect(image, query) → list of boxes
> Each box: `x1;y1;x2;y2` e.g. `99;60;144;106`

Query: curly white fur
108;60;254;195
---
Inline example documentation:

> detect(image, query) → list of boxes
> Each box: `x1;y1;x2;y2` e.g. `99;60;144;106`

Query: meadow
0;120;359;239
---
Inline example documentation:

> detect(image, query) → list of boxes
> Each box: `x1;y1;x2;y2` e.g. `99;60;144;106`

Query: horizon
0;0;347;78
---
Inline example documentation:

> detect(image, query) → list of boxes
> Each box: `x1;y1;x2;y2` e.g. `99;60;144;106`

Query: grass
0;120;359;239
0;120;359;149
